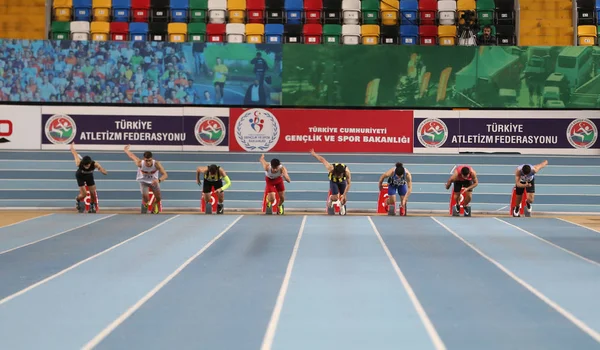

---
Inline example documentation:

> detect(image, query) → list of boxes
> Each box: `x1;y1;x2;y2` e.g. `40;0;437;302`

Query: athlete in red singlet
445;165;479;215
260;154;291;214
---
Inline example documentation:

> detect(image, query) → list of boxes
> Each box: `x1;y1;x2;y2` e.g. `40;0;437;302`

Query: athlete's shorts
203;179;223;193
454;180;473;193
330;181;347;195
76;172;95;187
140;181;160;196
388;184;408;196
265;176;285;193
515;179;535;195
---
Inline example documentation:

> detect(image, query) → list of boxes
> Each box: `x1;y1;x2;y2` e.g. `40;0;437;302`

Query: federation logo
45;114;77;144
194;116;226;146
235;108;280;152
567;118;597;149
417;118;448;148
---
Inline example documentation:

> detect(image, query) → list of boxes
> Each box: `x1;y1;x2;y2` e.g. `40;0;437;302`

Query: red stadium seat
110;22;129;41
419;25;437;45
419;0;436;25
132;0;150;22
207;23;226;42
304;0;323;24
247;0;265;23
303;23;322;43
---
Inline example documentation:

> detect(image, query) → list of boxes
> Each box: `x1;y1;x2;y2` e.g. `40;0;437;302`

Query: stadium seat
208;0;227;23
93;0;111;21
380;0;399;26
150;22;168;40
54;0;73;22
151;0;170;22
305;0;323;23
578;25;597;45
247;0;265;22
171;0;190;22
495;24;515;45
246;23;265;42
226;23;246;42
438;1;457;25
71;21;90;40
400;24;418;45
129;22;149;40
51;21;71;39
399;0;417;25
494;0;514;25
168;22;188;42
284;24;303;42
342;0;360;25
131;0;150;22
361;24;379;44
285;0;304;24
266;0;285;23
361;0;379;24
207;22;226;41
265;23;284;42
323;23;341;43
110;21;129;40
91;21;110;40
341;24;360;44
438;25;457;45
597;0;600;23
228;0;247;23
303;23;322;43
112;0;131;21
380;25;399;44
190;0;209;22
578;0;596;26
188;22;207;41
73;0;93;21
419;0;436;25
476;0;495;26
323;0;342;24
419;24;436;45
457;0;476;25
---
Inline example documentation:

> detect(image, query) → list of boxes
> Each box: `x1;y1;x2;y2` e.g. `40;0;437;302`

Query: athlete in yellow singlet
196;164;231;214
310;149;352;215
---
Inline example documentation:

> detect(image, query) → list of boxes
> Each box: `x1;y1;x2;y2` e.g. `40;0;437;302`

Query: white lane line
260;215;307;350
82;215;245;350
0;215;181;306
431;217;600;343
0;213;54;229
0;214;117;256
368;217;447;350
557;218;600;235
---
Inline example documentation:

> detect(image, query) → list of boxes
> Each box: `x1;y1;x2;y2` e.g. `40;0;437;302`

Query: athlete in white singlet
260;154;291;214
124;145;168;214
513;160;548;216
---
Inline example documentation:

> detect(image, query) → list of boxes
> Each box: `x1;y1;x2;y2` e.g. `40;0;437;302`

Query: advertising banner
414;110;600;155
0;106;41;150
229;108;413;153
40;106;229;151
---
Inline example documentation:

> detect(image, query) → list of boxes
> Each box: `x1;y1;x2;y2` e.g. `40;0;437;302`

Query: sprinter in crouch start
310;148;351;215
260;154;291;215
70;142;107;213
124;145;168;214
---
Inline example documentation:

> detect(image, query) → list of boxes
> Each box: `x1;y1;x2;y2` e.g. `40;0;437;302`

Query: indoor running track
1;213;600;350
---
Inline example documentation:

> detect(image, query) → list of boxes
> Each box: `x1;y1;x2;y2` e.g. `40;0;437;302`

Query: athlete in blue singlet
378;162;412;215
513;160;548;216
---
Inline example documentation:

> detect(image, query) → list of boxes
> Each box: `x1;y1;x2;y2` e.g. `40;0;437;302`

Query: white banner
0;106;42;150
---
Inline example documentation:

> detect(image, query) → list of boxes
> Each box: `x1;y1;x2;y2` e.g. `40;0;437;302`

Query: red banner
229;108;414;153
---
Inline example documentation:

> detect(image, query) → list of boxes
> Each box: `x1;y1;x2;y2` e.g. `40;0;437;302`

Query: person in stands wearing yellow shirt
310;149;352;215
196;164;231;214
212;57;228;104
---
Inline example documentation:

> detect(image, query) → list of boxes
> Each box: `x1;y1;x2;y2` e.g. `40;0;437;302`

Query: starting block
510;187;529;217
377;184;406;216
201;187;219;214
262;186;282;215
142;189;163;214
449;188;471;217
326;190;342;215
81;186;99;213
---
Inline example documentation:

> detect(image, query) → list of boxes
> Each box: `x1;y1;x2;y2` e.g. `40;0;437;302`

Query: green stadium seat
190;0;209;22
51;21;71;39
361;0;379;24
188;22;207;41
323;23;341;44
476;0;495;25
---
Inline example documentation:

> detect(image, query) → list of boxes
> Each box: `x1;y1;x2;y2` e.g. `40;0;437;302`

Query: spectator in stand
477;25;497;46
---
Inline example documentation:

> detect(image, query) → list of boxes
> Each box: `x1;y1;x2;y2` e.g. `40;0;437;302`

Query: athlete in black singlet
70;143;107;213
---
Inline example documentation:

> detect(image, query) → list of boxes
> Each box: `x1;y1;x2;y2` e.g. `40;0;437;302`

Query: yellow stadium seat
53;0;73;22
578;25;596;46
91;21;110;41
93;0;112;21
438;25;457;45
228;0;246;23
168;23;188;42
361;24;379;45
246;23;264;43
457;0;475;25
380;0;399;26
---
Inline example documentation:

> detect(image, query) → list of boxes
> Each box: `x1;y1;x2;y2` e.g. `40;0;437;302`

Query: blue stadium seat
73;0;93;21
285;0;303;24
265;23;284;43
399;24;418;45
130;22;149;40
597;0;600;20
400;0;418;25
171;0;190;22
112;0;131;21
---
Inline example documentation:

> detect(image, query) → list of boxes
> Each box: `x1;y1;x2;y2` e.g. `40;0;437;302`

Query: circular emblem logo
195;116;226;146
45;114;77;144
235;108;280;152
567;118;597;149
417;118;448;148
